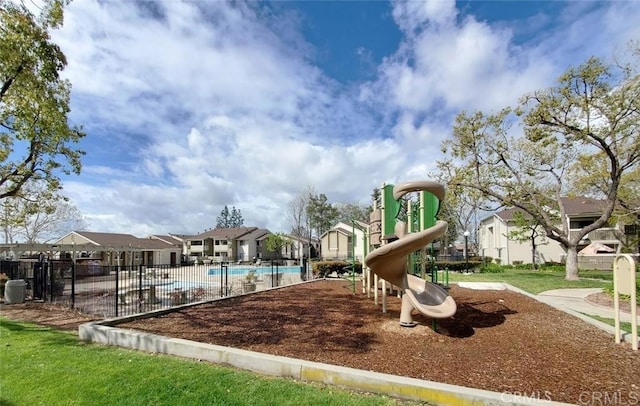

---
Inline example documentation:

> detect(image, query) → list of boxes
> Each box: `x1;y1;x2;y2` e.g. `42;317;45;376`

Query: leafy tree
307;193;338;240
506;211;549;269
371;187;381;209
570;152;640;252
335;202;369;224
568;42;640;240
430;171;483;253
436;201;459;255
229;206;243;227
216;205;243;228
216;206;230;228
439;55;639;280
265;232;291;260
0;0;85;200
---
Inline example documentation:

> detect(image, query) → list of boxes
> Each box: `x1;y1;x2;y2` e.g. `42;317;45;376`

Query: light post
463;231;470;273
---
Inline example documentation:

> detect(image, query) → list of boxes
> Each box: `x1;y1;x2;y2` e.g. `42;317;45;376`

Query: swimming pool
206;266;302;276
167;280;219;290
163;281;220;290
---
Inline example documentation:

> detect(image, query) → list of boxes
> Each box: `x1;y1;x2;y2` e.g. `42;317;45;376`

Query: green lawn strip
582;314;634;334
446;268;612;294
0;318;419;406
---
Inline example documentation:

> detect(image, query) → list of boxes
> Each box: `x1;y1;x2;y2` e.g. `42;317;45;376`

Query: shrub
312;261;362;278
537;263;566;273
191;287;206;301
434;260;482;272
603;283;640;305
480;263;505;273
512;263;543;270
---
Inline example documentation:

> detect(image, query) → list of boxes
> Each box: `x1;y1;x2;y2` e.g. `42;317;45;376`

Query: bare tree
0;181;85;243
287;186;314;259
21;201;86;243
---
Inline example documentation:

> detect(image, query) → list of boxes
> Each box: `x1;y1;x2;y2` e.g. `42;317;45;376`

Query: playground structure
365;180;456;327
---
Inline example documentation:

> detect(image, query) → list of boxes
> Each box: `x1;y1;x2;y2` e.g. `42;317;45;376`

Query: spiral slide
365;181;457;327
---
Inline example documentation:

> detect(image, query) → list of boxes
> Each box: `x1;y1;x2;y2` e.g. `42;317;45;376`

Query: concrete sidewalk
537;288;639;324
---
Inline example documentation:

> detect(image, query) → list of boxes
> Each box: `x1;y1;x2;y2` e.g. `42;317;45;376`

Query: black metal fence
1;260;309;319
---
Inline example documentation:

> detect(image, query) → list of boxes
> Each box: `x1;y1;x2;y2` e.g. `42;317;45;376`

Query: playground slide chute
365;181;456;326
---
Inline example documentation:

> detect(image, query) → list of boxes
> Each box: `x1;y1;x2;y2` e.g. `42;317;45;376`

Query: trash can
4;279;27;304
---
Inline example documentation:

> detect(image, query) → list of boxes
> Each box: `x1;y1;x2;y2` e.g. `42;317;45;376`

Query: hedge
433;260;482;272
312;261;363;278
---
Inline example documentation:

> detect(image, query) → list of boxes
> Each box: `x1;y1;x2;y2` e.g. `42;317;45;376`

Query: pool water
206;266;302;276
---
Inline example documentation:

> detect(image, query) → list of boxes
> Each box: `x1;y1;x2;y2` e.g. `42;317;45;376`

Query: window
570;218;608;229
191;241;203;246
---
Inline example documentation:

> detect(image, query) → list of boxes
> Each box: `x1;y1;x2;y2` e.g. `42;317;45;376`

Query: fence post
115;265;119;317
138;263;143;313
71;262;76;309
300;258;307;281
271;262;274;287
47;259;52;302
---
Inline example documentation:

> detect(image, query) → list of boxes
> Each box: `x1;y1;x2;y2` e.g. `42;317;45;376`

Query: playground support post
463;230;470;273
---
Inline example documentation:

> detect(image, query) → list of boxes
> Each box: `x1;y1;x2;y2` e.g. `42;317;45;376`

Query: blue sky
48;0;640;237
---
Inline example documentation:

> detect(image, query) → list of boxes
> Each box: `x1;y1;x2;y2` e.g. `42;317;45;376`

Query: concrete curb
79;319;569;406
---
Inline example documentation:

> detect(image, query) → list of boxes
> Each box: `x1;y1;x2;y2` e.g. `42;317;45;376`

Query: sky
47;0;640;237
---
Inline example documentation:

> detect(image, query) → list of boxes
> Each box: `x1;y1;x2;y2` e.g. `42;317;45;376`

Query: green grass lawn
0;319;419;406
582;314;635;333
445;267;613;294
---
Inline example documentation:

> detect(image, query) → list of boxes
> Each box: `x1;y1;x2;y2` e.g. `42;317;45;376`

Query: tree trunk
564;246;579;280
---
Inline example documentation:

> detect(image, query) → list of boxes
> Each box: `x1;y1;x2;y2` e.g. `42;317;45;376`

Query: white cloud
392;0;458;33
370;5;554;116
49;0;640;237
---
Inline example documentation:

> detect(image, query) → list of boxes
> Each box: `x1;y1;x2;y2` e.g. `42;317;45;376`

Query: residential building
184;227;271;262
477;197;628;266
320;221;368;262
54;231;182;267
150;234;188;253
282;234;318;261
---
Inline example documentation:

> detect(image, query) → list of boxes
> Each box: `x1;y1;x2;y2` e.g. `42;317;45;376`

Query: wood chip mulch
116;280;639;404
